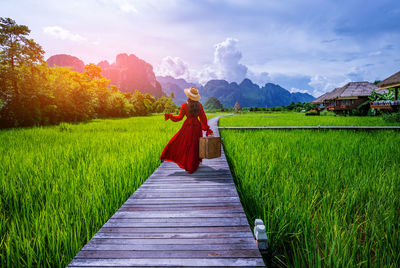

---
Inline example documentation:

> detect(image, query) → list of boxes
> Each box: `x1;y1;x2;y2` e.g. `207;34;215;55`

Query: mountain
157;76;314;107
99;53;163;98
46;53;163;98
47;54;84;72
156;76;202;104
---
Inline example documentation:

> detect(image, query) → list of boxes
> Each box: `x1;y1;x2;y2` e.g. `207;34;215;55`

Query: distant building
234;101;242;111
370;71;400;110
311;82;378;114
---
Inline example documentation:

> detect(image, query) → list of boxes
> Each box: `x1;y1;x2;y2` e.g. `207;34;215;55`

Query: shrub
382;111;400;123
320;110;335;116
305;109;319;116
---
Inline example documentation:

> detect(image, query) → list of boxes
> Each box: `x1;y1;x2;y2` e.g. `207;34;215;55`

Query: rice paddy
1;111;399;267
220;115;400;267
0;114;216;267
219;112;400;127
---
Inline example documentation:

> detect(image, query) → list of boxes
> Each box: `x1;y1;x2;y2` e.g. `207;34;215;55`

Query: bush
382;111;400;123
305;109;319;116
320;110;335;116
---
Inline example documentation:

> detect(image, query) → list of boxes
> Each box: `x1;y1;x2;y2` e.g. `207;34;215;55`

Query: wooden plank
103;221;247;228
143;180;234;185
111;211;246;218
121;202;242;208
88;237;256;245
135;188;237;193
81;243;260;251
75;249;262;258
69;258;265;267
93;232;253;239
151;172;231;177
141;182;235;186
139;184;235;189
104;217;247;224
98;226;252;233
131;192;238;198
118;206;244;212
124;197;241;203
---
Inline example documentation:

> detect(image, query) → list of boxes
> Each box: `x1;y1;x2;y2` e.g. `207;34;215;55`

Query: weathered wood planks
68;116;265;267
219;126;400;130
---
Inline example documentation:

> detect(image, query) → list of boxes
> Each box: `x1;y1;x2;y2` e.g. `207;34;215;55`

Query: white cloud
368;51;382;56
247;70;271;86
308;75;351;97
100;0;138;13
43;26;87;42
289;88;309;94
156;38;251;85
213;38;248;83
155;56;202;83
196;66;218;84
156;56;190;78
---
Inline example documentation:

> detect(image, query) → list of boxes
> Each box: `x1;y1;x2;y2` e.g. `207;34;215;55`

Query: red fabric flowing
160;102;212;174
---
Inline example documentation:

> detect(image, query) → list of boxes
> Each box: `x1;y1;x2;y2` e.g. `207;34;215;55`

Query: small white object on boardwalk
68;116;265;267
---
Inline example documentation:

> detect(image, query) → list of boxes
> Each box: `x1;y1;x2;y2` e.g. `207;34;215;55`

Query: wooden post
395;87;399;100
254;219;268;253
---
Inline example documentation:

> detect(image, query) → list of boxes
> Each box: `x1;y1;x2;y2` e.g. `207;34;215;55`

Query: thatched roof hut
377;71;400;90
377;71;400;100
311;82;377;103
337;82;377;99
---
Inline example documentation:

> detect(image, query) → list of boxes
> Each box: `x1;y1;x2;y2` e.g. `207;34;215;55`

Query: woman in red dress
160;87;213;174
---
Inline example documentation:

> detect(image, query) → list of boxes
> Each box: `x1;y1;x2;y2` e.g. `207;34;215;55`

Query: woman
160;87;213;174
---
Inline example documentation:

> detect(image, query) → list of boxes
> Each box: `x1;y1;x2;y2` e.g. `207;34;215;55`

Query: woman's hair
187;98;201;117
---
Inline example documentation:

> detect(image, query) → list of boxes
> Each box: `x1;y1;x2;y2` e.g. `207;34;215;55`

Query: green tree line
0;17;176;128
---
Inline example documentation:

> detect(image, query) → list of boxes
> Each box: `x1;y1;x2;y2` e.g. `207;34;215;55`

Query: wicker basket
199;136;221;159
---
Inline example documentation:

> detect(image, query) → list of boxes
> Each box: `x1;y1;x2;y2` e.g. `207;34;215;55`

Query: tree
234;101;242;111
204;97;223;110
0;18;44;69
0;17;46;127
153;95;177;113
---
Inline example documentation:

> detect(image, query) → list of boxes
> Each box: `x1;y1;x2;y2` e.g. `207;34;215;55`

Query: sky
2;0;400;97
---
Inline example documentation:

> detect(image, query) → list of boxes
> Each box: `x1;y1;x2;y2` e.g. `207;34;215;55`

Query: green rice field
220;112;400;127
0;114;219;267
1;112;399;267
220;117;400;266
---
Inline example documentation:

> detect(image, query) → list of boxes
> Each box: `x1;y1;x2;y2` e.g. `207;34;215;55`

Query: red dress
160;102;212;174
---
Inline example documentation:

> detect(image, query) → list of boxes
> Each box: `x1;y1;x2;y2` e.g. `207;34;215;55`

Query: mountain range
46;54;314;107
157;76;314;107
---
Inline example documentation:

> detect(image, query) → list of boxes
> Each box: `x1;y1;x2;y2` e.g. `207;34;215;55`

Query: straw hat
184;87;201;101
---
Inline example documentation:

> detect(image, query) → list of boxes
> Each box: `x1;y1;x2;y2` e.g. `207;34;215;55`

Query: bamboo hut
370;71;400;110
311;82;377;114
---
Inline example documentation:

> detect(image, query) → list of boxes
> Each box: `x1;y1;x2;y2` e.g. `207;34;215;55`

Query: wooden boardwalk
68;116;265;267
219;126;400;130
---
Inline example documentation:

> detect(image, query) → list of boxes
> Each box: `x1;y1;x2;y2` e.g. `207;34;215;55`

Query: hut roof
337;82;377;99
377;71;400;90
311;92;329;104
311;86;346;103
311;81;378;103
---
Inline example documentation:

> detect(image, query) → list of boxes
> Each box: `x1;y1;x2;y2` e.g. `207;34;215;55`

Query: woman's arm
165;103;186;122
199;103;213;136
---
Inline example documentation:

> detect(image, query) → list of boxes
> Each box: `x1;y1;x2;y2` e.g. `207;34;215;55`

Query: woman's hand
206;127;213;136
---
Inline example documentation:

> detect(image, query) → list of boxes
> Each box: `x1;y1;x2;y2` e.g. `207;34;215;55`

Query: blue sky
2;0;400;96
